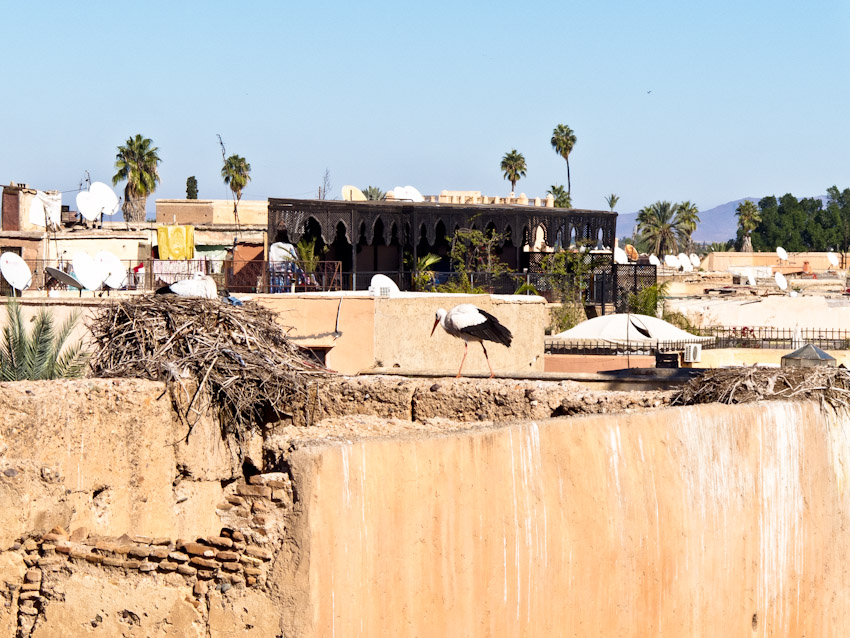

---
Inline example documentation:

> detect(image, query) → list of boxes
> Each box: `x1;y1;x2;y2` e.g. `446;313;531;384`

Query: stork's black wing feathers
459;308;513;347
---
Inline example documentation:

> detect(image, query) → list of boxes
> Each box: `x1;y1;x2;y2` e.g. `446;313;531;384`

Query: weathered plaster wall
281;401;850;637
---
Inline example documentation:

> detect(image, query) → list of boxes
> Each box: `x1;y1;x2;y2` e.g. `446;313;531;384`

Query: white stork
155;272;218;299
430;304;513;378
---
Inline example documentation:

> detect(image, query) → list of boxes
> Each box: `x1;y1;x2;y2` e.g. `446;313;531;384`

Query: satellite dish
367;273;400;296
776;246;788;261
341;185;367;202
828;252;839;267
624;244;639;260
95;251;128;289
664;254;679;268
774;271;788;291
648;254;660;266
689;253;700;267
747;272;756;286
72;252;106;291
0;253;32;292
402;186;425;203
678;253;692;272
89;182;120;216
45;267;84;290
76;191;100;221
613;247;628;264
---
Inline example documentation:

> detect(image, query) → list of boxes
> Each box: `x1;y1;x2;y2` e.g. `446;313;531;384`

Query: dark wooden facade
268;198;618;275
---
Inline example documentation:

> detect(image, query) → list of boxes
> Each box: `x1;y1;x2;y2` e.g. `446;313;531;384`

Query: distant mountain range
617;196;828;244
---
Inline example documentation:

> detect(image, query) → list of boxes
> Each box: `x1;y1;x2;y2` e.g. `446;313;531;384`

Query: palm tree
362;186;385;201
500;149;527;194
675;201;701;251
547;185;572;209
0;302;87;381
637;201;686;255
221;154;252;220
736;200;761;252
112;134;161;223
550;124;577;194
605;193;619;212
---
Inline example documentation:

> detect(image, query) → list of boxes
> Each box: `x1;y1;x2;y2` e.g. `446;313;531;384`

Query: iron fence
545;338;709;356
692;326;850;350
15;259;343;294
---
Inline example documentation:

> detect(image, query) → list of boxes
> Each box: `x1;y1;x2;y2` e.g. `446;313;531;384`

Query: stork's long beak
430;317;439;337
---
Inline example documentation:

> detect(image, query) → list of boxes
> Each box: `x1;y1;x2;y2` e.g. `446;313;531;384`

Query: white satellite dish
613;247;628;264
72;252;106;291
95;251;128;289
648;254;660;266
402;186;425;203
367;273;400;296
341;185;367;202
89;182;120;216
678;253;692;272
774;271;788;291
45;267;84;290
0;253;32;292
747;272;756;286
689;253;700;267
828;252;839;267
776;246;788;261
76;191;100;221
664;254;679;268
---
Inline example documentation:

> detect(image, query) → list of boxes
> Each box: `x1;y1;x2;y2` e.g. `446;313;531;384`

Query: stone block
176;565;197;577
244;567;263;577
102;557;123;568
230;531;245;542
220;561;241;572
182;542;215;558
189;557;217;570
139;562;156;572
168;551;189;563
128;546;151;559
216;550;240;562
123;559;141;570
24;570;41;583
149;547;170;560
206;536;233;548
225;495;245;506
236;484;271;498
244;546;272;561
158;561;178;573
85;554;103;565
20;583;40;592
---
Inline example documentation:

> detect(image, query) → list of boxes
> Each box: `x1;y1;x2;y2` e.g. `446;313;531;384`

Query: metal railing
545;338;710;356
11;259;343;295
692;326;850;350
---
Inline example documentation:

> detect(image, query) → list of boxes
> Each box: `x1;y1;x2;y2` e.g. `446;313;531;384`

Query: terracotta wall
156;200;268;226
703;251;838;272
283;401;850;637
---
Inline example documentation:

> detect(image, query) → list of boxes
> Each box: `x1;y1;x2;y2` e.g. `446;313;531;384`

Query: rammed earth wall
1;379;850;636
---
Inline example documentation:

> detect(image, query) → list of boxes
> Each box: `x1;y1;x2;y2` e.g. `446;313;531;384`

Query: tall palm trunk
566;158;571;195
123;190;147;223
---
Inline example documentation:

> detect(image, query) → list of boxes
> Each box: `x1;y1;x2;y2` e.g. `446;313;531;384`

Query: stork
431;304;513;378
155;272;218;299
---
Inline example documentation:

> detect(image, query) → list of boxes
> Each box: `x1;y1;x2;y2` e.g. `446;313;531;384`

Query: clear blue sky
2;0;849;216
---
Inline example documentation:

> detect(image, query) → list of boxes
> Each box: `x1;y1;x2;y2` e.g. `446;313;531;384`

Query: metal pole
351;209;356;291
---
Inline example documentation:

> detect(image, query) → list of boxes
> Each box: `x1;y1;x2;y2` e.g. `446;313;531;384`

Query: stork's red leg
481;342;494;378
456;341;469;378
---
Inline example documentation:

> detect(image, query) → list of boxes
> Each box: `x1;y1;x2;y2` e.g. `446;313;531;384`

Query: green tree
547;184;572;209
705;240;734;254
636;201;686;255
826;186;850;259
541;244;592;332
112;134;161;223
550;124;577;194
735;200;761;252
295;236;327;273
0;303;88;381
500;149;527;194
186;176;198;199
438;227;510;293
362;186;385;201
675;201;700;251
221;154;252;218
411;253;441;291
605;193;620;212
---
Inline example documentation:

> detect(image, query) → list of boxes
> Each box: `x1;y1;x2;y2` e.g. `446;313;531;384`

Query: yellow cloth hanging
157;226;195;260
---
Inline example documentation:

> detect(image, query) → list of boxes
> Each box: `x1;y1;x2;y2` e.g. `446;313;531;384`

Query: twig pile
88;296;330;435
672;366;850;409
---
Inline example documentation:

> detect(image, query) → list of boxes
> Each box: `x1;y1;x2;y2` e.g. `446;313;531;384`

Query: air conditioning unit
683;343;702;363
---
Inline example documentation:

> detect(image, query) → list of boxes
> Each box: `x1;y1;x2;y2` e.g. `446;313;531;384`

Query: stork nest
88;296;330;436
671;366;850;409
